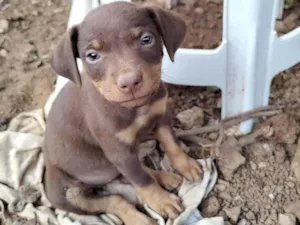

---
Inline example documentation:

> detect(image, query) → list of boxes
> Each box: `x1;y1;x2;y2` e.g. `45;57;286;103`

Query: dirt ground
1;0;300;224
0;0;70;123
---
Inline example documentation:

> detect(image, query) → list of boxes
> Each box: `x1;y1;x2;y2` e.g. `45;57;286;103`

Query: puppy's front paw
170;153;202;182
138;184;183;219
122;211;157;225
154;171;182;191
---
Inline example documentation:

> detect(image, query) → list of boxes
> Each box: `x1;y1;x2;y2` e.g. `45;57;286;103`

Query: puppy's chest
116;96;167;145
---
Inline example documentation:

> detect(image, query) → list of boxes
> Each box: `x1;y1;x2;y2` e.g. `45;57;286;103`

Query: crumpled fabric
0;104;223;225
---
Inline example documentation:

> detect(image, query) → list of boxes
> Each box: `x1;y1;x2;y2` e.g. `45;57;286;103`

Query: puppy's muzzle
117;73;143;94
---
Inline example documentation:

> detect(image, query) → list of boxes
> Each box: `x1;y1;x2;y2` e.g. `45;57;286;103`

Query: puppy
43;2;202;225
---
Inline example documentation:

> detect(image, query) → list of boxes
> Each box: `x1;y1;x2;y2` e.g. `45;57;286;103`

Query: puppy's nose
117;74;143;93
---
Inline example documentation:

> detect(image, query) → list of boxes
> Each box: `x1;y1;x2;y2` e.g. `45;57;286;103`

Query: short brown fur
43;2;201;225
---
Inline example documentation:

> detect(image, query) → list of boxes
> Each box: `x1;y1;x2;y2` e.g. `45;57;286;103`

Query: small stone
0;37;4;46
264;217;274;225
265;204;271;210
283;12;299;30
214;182;227;192
218;210;228;220
218;179;230;187
258;162;267;168
268;193;275;200
296;186;300;195
0;118;9;132
0;49;7;57
249;161;257;170
216;98;222;108
287;182;295;188
270;209;277;220
11;9;24;20
219;192;232;201
0;19;9;34
54;8;64;14
263;185;271;193
278;213;296;225
275;146;286;164
176;106;204;129
287;144;297;158
234;195;241;201
194;7;204;16
217;137;245;179
27;59;43;69
275;21;289;33
291;140;300;182
245;211;255;220
201;196;220;217
237;219;249;225
224;206;241;223
251;143;272;156
284;200;300;219
206;0;222;4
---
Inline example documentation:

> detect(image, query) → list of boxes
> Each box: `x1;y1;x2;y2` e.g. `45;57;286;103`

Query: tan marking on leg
66;187;155;225
147;168;182;191
157;126;203;181
136;181;183;219
157;126;182;154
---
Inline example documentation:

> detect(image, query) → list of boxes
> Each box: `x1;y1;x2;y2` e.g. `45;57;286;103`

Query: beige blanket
0;108;223;225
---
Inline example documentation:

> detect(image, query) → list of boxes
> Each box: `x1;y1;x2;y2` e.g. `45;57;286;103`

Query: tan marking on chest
116;95;168;144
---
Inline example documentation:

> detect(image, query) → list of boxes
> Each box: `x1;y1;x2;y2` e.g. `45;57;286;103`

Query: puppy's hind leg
65;186;157;225
44;166;155;225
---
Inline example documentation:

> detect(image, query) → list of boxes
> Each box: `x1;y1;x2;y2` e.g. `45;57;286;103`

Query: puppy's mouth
117;93;153;108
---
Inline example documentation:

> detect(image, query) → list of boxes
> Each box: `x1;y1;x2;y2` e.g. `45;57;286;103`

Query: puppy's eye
141;34;154;46
86;52;101;62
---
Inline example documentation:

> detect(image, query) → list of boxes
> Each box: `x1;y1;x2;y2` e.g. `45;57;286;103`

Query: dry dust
0;0;70;123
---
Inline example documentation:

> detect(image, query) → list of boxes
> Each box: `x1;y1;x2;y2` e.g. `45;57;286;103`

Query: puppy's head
52;2;186;108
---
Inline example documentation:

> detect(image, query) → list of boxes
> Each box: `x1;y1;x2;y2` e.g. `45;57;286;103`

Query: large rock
278;213;296;225
259;114;298;144
284;200;300;219
176;106;204;129
217;137;246;179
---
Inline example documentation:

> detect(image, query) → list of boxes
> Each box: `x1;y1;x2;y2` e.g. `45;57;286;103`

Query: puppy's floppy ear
145;6;186;62
51;25;81;86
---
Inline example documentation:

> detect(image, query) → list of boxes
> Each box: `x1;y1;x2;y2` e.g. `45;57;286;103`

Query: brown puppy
43;2;202;225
